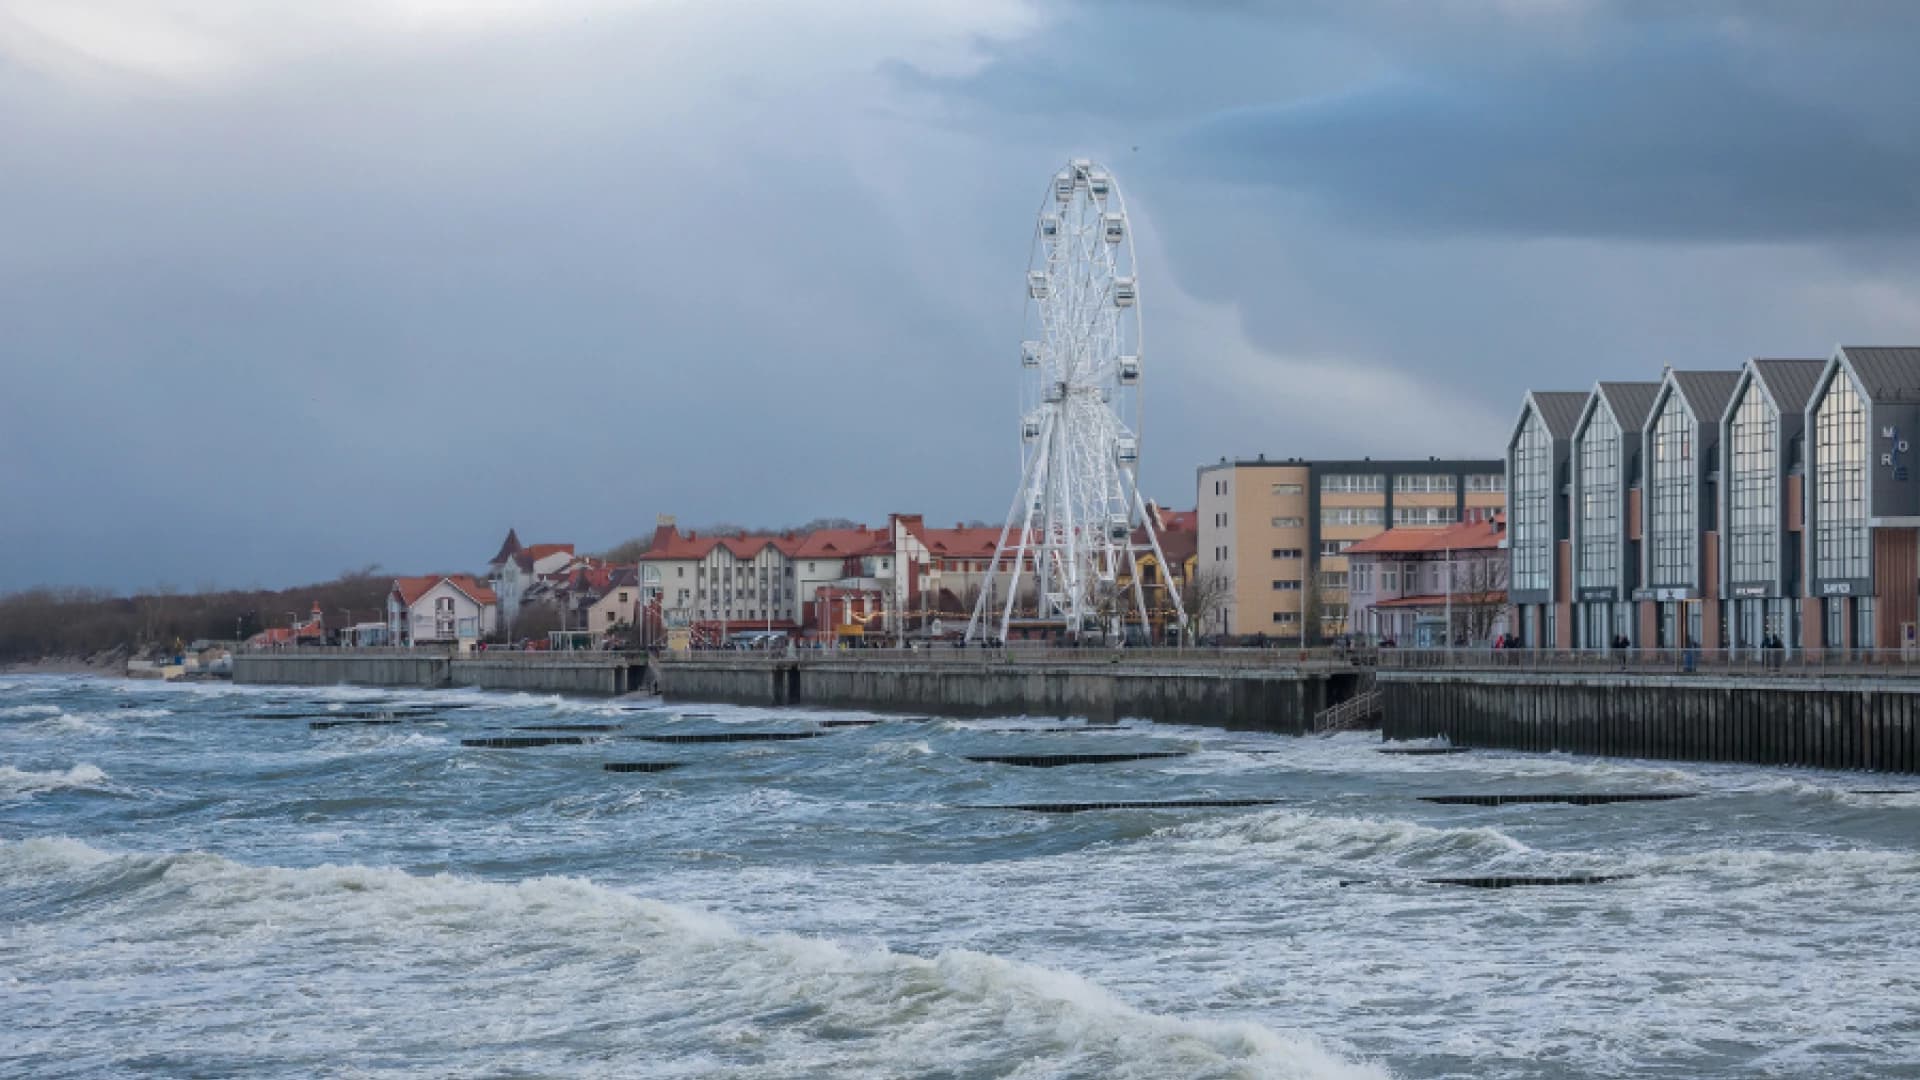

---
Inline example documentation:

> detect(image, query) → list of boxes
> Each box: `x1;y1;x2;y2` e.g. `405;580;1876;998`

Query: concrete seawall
1380;670;1920;773
655;657;1334;732
234;653;646;697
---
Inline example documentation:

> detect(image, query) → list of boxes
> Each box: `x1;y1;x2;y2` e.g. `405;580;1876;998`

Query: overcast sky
5;0;1919;591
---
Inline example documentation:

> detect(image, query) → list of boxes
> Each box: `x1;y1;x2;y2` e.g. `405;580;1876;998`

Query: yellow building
1196;457;1505;641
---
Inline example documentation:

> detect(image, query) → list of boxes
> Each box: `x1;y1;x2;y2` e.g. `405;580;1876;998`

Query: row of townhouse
636;507;1200;645
364;505;1202;651
1508;346;1920;653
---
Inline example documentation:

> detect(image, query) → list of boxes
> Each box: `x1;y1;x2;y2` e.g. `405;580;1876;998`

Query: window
1393;505;1458;526
1271;516;1305;528
1271;612;1298;625
1815;370;1868;582
1649;390;1696;588
1324;507;1384;526
1271;483;1302;495
1322;473;1385;493
1317;570;1349;590
1271;548;1302;559
617;591;630;604
1383;567;1399;592
1727;381;1778;587
1351;562;1373;593
1577;401;1621;591
677;567;685;578
1271;580;1301;591
1320;540;1352;556
1466;473;1505;493
1394;474;1456;494
1511;407;1553;592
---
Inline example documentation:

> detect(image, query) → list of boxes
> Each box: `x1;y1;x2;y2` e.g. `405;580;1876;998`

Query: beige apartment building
1196;456;1505;641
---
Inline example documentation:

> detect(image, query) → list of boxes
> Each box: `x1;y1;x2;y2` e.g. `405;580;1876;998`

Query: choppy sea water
3;676;1919;1079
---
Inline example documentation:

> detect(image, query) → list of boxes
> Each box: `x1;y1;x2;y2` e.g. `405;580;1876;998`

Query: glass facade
1511;409;1553;593
1577;402;1620;590
1726;381;1778;586
1814;371;1868;583
1649;391;1695;588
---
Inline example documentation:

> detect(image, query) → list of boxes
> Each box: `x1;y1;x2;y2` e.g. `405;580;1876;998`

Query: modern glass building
1505;390;1589;648
1570;381;1659;648
1720;358;1822;653
1637;370;1740;648
1802;346;1920;651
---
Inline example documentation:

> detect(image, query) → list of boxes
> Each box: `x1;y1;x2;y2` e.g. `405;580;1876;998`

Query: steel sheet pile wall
1380;671;1918;772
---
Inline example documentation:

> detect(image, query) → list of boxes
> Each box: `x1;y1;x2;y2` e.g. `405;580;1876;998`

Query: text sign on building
1634;587;1695;602
1882;425;1910;481
1730;584;1769;598
1577;587;1617;602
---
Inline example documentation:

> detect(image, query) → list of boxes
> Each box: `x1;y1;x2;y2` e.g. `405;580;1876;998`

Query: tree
1180;564;1234;643
597;537;653;563
1298;571;1322;646
1448;551;1509;646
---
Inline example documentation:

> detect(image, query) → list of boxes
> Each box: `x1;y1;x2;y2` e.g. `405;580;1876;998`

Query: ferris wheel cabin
1039;215;1061;242
1102;213;1126;244
1021;341;1042;368
1105;516;1131;542
1028;272;1050;300
1116;436;1139;464
1088;171;1112;200
1118;355;1141;384
1112;277;1136;306
1053;172;1075;202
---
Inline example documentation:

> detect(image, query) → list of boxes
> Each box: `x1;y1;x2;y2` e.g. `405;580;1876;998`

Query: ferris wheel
967;159;1185;644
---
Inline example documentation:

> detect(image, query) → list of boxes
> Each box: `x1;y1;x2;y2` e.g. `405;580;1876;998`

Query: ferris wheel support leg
969;433;1047;643
999;412;1057;643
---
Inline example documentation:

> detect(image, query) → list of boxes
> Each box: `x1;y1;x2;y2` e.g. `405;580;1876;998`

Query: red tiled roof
918;527;1003;559
512;543;575;571
793;526;885;559
393;574;499;607
1344;519;1504;556
640;525;804;561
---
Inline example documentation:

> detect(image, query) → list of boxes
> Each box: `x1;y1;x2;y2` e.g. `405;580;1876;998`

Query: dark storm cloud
1187;42;1920;242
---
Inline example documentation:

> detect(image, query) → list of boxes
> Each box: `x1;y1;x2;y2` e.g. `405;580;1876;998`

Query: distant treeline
0;569;393;661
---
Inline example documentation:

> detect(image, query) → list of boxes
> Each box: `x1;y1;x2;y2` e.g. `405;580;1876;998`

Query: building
1508;344;1920;654
1506;392;1589;649
492;538;576;632
1801;347;1920;651
584;566;641;638
1347;517;1508;647
1569;381;1660;648
1720;359;1823;651
638;523;804;642
1196;457;1505;641
1636;369;1741;648
387;575;499;647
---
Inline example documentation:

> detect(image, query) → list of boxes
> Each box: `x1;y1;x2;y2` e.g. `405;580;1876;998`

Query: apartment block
1196;456;1505;640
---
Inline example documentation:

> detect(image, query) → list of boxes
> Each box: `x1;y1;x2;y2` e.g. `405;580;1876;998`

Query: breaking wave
0;763;111;797
1155;808;1532;870
0;838;1384;1080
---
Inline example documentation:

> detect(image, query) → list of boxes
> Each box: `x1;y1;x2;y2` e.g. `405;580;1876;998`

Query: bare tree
1448;552;1509;646
1180;565;1234;643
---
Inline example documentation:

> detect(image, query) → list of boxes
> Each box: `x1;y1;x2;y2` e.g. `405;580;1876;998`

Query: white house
494;541;576;631
388;575;500;647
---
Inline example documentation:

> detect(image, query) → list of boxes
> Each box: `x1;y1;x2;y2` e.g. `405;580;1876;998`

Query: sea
3;674;1919;1079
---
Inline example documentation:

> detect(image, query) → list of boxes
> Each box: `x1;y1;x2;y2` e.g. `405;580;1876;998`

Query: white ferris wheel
967;159;1185;644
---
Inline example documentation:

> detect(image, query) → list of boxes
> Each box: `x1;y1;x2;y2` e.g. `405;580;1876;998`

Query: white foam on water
1152;807;1533;870
0;703;62;718
0;838;1386;1080
0;762;111;797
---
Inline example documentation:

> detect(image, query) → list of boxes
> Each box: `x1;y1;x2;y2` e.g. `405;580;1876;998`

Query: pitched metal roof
1839;346;1920;402
1670;370;1741;426
1594;381;1661;433
1749;359;1824;414
1529;391;1590;439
